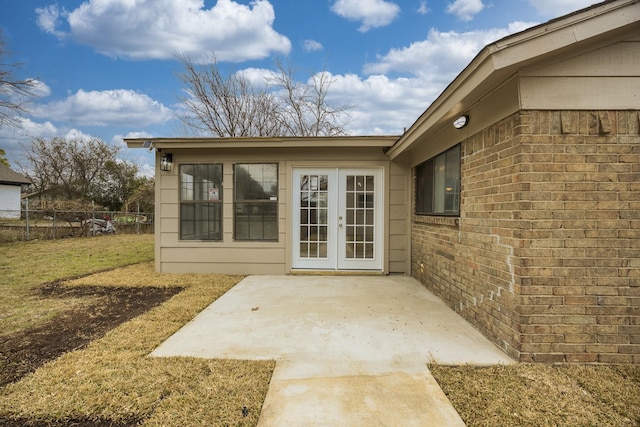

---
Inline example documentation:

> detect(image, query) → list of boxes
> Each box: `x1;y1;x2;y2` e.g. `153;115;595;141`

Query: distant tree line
20;137;154;213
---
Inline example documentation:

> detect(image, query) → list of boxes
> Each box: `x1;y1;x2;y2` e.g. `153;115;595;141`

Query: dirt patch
0;283;182;388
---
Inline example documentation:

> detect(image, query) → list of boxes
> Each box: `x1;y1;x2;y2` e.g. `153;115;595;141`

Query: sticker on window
209;187;219;201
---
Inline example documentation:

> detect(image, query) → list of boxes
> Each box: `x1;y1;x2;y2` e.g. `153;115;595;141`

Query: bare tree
0;30;37;128
176;53;353;137
269;60;352;137
177;52;284;137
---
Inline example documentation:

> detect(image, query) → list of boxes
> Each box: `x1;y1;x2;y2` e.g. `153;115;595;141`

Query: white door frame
291;167;384;271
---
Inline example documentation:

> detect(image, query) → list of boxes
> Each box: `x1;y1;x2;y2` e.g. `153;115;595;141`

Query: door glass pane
300;242;309;258
346;192;354;209
319;243;327;258
299;174;329;259
365;210;373;225
365;243;374;258
366;176;374;191
318;225;328;241
344;174;375;259
365;226;374;242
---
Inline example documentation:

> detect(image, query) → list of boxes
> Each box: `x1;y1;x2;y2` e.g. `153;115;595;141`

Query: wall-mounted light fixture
453;115;469;129
160;153;173;172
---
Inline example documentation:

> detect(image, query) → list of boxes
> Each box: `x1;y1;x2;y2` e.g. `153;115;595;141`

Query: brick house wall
411;110;640;363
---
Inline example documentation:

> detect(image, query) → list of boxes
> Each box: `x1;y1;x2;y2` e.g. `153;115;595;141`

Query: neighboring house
128;0;639;364
0;164;31;219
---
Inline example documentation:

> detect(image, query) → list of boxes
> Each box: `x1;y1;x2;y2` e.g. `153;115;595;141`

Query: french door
292;168;383;270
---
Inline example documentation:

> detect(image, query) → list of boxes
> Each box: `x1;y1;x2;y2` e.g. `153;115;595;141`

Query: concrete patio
151;275;513;426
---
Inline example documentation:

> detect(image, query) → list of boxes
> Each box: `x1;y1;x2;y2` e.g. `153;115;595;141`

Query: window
416;144;461;216
234;163;278;240
180;164;223;240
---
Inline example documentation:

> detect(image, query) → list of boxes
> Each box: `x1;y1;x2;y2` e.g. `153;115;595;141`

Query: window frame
179;163;224;241
415;144;461;217
233;163;279;241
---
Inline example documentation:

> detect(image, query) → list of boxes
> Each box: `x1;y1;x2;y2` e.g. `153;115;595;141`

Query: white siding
0;185;22;219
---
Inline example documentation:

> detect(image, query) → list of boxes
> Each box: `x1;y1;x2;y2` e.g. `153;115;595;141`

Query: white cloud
35;4;67;38
36;0;291;62
63;128;95;141
302;39;324;52
0;118;99;166
527;0;596;17
33;89;174;127
507;21;540;34
0;79;50;119
318;21;538;135
17;118;59;138
417;1;431;15
121;131;154;141
0;118;58;156
113;132;156;177
327;73;436;134
235;68;273;88
31;80;52;98
331;0;401;32
112;131;154;150
446;0;485;22
363;26;524;81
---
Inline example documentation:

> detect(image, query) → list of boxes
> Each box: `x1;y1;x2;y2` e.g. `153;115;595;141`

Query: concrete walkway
151;275;513;426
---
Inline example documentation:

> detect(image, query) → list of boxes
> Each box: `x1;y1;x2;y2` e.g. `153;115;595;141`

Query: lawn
0;236;274;426
0;235;638;426
430;364;640;426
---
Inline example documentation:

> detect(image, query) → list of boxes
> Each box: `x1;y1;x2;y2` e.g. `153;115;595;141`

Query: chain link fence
0;207;154;243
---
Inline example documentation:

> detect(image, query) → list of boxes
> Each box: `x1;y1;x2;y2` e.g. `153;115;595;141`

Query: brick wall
411;110;640;363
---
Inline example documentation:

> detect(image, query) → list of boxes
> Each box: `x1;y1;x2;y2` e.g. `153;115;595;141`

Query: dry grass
3;237;638;425
0;262;275;426
0;234;155;335
430;363;640;427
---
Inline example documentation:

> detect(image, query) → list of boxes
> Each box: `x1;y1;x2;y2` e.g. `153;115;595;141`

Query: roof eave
387;0;640;160
0;180;31;186
125;135;401;150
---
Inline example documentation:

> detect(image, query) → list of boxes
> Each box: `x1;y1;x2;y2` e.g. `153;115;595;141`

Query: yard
0;235;638;426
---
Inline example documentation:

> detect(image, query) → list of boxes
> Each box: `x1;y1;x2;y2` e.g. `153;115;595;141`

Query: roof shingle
0;163;31;185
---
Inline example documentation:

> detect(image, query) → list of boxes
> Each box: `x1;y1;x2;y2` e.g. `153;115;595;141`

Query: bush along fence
0;207;154;243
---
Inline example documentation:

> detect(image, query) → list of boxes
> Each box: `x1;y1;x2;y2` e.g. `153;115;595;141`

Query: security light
453;115;469;129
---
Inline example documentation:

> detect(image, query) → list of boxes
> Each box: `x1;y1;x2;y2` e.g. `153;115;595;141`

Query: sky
1;0;600;176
